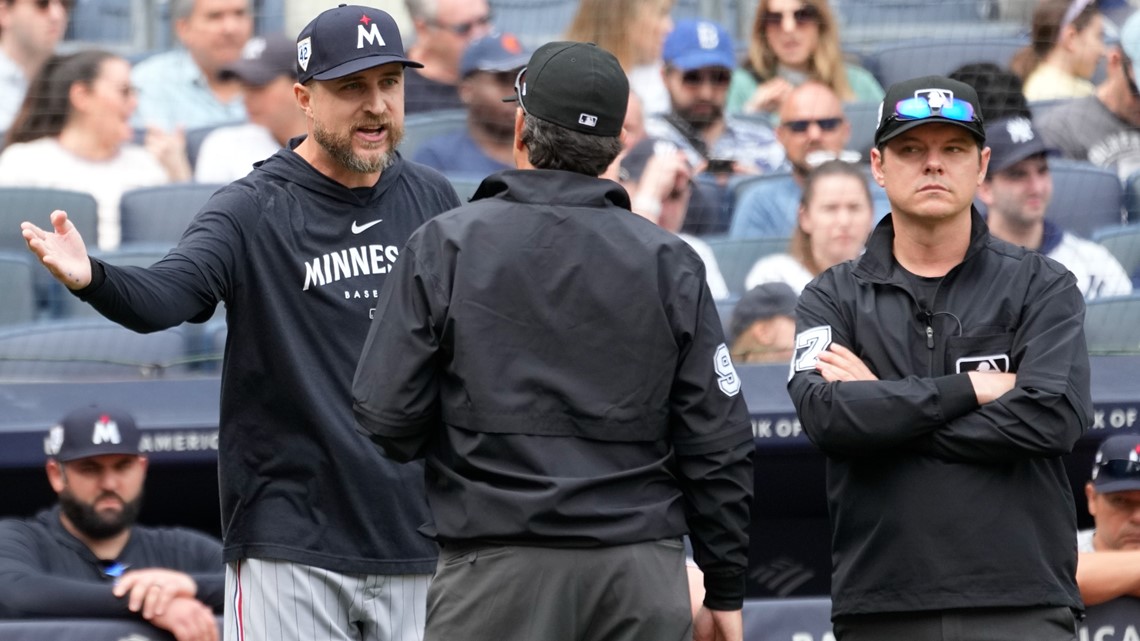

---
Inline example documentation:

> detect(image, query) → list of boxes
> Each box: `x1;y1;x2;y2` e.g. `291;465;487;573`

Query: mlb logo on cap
45;405;142;462
295;4;422;85
579;113;598;128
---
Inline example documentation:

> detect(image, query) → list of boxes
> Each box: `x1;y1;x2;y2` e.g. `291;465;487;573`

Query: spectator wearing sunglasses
1012;0;1103;103
1037;10;1140;181
0;50;188;250
979;115;1131;301
130;0;253;131
0;0;70;131
1077;433;1140;607
402;0;492;114
646;18;784;180
727;0;882;121
730;80;889;239
0;406;223;639
413;32;529;177
789;75;1091;640
565;0;675;118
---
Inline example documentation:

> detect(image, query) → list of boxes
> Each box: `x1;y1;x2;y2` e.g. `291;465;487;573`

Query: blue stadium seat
1093;224;1140;283
862;37;1027;90
1046;159;1126;239
0;251;35;326
1084;295;1140;355
119;183;223;246
400;109;467;161
0;318;199;381
0;186;98;251
1123;169;1140;225
704;236;792;298
843;101;880;158
445;173;486;203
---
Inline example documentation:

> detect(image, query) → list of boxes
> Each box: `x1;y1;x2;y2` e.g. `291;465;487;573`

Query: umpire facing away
353;41;755;641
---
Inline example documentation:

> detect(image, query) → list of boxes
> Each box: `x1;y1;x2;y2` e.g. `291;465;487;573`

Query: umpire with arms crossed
353;42;755;641
788;75;1092;640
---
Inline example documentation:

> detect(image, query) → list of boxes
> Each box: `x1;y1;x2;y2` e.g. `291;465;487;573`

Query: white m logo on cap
358;23;385;49
92;417;121;445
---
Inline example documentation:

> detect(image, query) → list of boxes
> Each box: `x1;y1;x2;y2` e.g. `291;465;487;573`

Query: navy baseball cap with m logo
295;4;422;85
44;405;141;462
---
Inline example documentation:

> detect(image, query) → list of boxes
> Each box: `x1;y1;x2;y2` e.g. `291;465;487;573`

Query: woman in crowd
727;0;882;119
0;50;188;250
1012;0;1103;102
565;0;674;116
743;159;873;294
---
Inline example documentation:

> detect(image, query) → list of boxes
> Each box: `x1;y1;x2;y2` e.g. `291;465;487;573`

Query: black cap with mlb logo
505;41;628;137
874;75;985;148
295;4;422;85
44;405;142;462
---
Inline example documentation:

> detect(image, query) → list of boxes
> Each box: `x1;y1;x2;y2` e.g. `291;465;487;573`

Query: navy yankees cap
505;41;628;137
220;33;298;85
1092;433;1140;494
296;4;422;85
460;32;530;78
44;405;141;462
875;75;985;147
984;116;1053;174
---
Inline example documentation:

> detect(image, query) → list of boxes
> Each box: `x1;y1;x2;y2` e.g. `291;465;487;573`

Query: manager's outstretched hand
21;209;93;290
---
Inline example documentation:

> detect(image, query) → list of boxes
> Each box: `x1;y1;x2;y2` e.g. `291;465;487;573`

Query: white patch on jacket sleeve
714;343;741;396
792;326;833;373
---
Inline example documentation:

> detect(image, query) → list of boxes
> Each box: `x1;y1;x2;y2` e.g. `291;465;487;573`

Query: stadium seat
400;109;467;161
119;183;223;245
1093;224;1140;278
0;186;98;251
0;251;35;326
862;37;1027;90
0;318;199;381
843;101;880;158
704;236;792;297
445;173;486;203
487;0;580;49
1046;159;1126;239
1123;169;1140;225
1084;295;1140;355
185;123;242;170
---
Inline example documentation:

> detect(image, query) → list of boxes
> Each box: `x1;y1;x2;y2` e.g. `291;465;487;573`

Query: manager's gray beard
313;121;404;174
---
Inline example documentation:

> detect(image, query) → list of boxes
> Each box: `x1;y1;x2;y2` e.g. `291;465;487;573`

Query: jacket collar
854;206;990;284
471;169;632;210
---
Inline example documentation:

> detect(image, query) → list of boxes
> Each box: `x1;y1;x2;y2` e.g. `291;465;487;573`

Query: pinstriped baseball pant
224;558;431;641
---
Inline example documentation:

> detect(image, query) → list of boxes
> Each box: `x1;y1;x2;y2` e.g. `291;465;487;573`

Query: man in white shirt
978;114;1132;301
0;0;69;130
195;33;304;183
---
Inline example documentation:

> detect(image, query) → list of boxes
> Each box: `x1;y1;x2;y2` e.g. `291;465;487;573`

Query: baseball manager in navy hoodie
21;5;460;640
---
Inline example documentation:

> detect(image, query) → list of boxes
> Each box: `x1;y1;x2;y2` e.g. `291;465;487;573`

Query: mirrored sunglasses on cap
1093;459;1140;480
891;93;977;124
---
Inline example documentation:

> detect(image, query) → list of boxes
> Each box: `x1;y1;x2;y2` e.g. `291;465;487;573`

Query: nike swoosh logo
351;219;383;234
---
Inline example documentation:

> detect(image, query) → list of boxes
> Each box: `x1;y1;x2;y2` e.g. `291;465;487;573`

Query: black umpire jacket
354;169;755;609
788;208;1092;618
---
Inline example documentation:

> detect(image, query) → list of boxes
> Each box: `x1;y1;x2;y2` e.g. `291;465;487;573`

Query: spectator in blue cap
413;32;530;177
646;18;785;183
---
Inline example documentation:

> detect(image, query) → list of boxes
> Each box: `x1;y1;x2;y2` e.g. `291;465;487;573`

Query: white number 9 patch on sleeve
714;343;741;396
790;326;833;379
